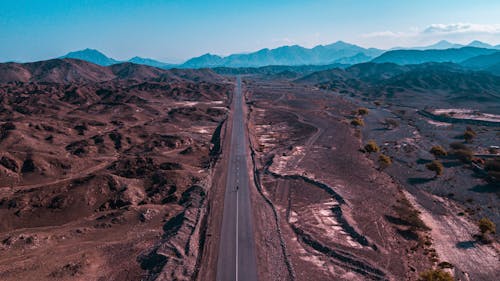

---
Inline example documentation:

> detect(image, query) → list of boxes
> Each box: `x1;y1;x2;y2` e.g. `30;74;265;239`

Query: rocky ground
0;63;232;280
243;77;499;281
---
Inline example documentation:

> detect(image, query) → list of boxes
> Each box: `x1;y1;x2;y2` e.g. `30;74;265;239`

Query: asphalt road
216;76;258;281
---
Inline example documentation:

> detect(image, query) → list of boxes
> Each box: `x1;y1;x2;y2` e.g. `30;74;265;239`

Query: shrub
478;218;496;234
418;269;454;281
357;107;369;116
364;140;380;153
351;118;364;127
463;130;476;143
378;154;392;169
426;160;444;177
430;146;447;158
393;197;429;231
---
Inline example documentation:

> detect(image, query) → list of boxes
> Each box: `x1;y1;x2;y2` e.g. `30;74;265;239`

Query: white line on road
236;187;239;281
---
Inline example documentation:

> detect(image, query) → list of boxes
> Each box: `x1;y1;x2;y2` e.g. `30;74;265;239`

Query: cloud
359;23;500;48
423;23;500;34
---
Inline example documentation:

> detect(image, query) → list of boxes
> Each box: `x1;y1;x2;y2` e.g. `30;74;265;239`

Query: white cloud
423;23;500;34
359;23;500;49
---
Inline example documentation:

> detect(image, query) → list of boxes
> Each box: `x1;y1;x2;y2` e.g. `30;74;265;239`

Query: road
216;76;258;281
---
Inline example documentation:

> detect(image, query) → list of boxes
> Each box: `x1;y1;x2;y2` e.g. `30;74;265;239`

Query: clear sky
1;0;500;62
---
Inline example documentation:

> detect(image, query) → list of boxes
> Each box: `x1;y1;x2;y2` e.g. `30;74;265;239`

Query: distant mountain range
59;41;384;69
393;40;500;51
183;41;384;68
41;40;500;72
372;47;498;65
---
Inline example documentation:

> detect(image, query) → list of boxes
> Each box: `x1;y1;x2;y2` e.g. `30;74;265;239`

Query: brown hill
0;59;226;84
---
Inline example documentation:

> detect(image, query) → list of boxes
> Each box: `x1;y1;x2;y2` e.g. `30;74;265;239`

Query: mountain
391;40;464;51
0;58;224;84
467;40;494;49
486;63;500;76
461;51;500;68
296;62;500;111
182;54;224;68
0;59;115;83
461;51;500;75
60;48;119;66
181;41;385;68
128;56;175;69
371;47;498;65
419;40;464;50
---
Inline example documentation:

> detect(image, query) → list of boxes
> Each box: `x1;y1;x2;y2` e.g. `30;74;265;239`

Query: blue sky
1;0;500;62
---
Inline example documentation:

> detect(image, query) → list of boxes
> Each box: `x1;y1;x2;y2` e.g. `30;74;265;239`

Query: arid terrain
0;59;232;280
0;59;498;281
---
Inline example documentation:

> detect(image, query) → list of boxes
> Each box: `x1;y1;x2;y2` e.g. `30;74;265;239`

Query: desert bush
393;197;429;231
426;160;444;177
463;130;476;143
430;146;447;158
418;269;454;281
477;217;496;244
478;217;496;234
357;107;369;116
364;140;380;153
351;118;364;127
378;154;392;169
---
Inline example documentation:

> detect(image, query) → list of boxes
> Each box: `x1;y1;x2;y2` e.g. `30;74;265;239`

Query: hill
0;59;224;84
128;56;175;69
460;51;500;73
60;48;119;66
371;47;497;65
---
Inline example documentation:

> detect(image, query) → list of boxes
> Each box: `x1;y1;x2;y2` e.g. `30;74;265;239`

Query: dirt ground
243;77;499;280
0;76;232;280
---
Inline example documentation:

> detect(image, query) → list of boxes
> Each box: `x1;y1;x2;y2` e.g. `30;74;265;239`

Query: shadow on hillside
470;183;499;193
408;177;434;185
456;240;476;249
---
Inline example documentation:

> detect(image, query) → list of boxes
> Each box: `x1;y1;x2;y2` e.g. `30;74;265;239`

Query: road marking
236;187;239;281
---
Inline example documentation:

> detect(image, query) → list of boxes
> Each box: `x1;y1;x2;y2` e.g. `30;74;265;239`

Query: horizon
2;39;500;65
1;0;500;63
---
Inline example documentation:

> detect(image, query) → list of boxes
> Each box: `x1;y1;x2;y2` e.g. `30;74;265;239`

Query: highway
216;76;258;281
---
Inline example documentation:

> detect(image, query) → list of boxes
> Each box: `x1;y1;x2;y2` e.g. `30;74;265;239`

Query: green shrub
426;160;444;177
351;118;364;127
357;107;370;116
430;146;447;158
378;154;392;169
478;217;496;234
418;269;454;281
364;140;380;153
464;130;476;143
